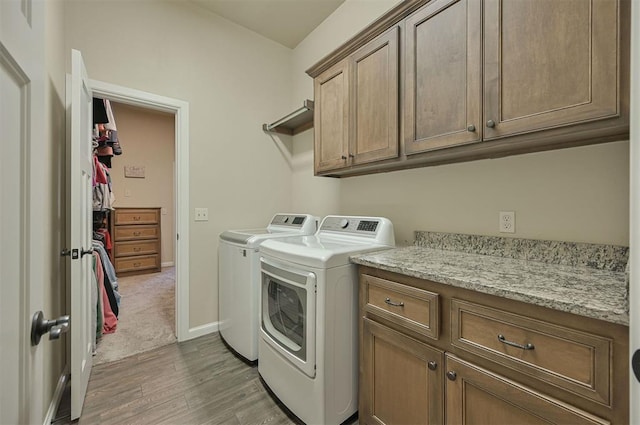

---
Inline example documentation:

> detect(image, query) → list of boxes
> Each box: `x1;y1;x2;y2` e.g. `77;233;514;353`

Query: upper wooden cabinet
314;27;399;174
482;0;621;140
306;0;629;177
404;0;482;154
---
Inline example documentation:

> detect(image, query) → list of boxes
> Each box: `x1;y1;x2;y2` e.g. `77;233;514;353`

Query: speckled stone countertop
351;235;629;326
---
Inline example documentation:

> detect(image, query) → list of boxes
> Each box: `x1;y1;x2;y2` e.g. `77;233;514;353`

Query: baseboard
186;321;219;340
44;365;69;425
161;261;175;267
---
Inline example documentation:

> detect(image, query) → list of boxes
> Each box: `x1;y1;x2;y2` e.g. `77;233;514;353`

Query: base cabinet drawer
450;299;611;405
114;254;160;274
362;274;440;339
114;224;160;241
445;355;608;425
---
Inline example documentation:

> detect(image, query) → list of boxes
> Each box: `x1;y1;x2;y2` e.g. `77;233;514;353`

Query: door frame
629;0;639;422
90;79;190;341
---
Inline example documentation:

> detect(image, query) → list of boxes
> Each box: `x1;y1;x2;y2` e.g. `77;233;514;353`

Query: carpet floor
93;266;176;365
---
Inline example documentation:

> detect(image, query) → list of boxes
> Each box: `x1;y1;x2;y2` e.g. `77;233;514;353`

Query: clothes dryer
258;216;395;424
218;213;317;362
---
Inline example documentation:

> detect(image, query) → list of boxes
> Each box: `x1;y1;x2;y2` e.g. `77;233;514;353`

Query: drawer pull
133;247;141;252
133;262;141;267
133;231;141;236
384;297;404;307
498;334;535;351
133;216;141;221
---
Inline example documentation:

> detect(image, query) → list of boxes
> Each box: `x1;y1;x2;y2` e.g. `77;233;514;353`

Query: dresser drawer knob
498;334;535;350
133;216;141;221
133;231;141;236
384;297;404;307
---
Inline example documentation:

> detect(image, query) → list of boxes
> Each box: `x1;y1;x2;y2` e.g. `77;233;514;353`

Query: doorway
90;79;190;343
93;101;177;364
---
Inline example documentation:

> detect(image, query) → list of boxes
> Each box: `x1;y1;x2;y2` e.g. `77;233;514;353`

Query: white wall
290;0;399;218
292;0;630;247
64;0;295;327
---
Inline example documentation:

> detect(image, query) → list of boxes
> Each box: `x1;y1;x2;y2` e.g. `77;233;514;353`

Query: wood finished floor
52;269;360;424
73;332;311;425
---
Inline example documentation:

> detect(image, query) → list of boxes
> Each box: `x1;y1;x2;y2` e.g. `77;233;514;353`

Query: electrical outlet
194;208;208;222
499;211;515;233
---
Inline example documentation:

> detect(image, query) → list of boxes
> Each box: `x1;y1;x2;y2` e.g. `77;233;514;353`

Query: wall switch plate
195;208;208;221
499;211;515;233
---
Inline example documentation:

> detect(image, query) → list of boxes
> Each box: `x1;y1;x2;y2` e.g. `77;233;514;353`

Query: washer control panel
271;214;309;227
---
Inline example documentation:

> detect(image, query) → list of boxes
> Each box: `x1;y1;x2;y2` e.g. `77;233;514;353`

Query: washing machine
258;215;395;424
218;213;318;363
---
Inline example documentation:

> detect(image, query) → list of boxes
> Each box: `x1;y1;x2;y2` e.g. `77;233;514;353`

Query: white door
0;0;46;423
68;49;94;420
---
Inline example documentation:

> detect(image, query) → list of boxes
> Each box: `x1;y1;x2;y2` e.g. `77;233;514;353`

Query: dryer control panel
318;215;395;245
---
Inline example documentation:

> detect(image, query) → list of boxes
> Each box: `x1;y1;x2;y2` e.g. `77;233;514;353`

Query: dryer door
261;257;316;378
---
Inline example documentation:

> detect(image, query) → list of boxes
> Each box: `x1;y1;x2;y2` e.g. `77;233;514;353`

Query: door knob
633;349;640;383
31;311;70;346
81;248;94;257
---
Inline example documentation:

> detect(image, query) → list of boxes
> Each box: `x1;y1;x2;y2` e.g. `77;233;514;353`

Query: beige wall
292;0;630;247
109;102;176;265
64;0;294;327
44;0;68;416
62;0;630;336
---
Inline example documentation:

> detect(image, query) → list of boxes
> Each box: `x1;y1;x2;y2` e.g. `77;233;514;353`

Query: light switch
195;208;208;221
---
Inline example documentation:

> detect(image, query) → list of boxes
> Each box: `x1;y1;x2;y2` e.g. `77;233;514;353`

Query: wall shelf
263;99;314;136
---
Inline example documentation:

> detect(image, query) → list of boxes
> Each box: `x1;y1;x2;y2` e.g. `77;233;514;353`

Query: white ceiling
191;0;345;49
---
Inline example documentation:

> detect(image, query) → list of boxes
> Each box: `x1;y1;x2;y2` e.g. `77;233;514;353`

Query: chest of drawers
112;207;161;276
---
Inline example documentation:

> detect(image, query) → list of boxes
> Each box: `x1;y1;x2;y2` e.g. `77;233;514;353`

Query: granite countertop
351;245;629;326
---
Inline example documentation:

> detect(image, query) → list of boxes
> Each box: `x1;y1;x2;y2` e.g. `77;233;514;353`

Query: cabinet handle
133;247;141;252
467;124;476;132
428;361;438;371
498;334;535;350
486;119;496;128
133;231;141;236
133;262;141;267
446;371;457;381
341;155;347;160
384;297;404;307
133;216;141;221
349;153;355;158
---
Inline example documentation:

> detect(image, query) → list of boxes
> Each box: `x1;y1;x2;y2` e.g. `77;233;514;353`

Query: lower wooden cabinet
358;268;628;425
445;355;608;425
361;318;443;425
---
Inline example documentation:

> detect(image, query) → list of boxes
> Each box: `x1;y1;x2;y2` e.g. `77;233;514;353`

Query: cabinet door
350;26;399;165
445;355;608;425
314;59;350;173
361;318;443;425
483;0;620;139
404;0;481;154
